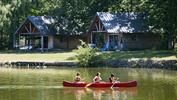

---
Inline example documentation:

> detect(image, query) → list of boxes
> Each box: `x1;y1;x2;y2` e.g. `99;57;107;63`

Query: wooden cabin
13;16;83;51
88;12;161;50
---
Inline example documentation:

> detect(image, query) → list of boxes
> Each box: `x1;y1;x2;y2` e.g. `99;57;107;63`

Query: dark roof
16;16;83;35
27;16;56;34
95;12;149;33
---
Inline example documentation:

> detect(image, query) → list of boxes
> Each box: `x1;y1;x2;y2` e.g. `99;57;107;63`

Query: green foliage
75;41;99;67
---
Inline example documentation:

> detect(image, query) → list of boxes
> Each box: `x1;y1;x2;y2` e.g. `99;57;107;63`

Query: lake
0;67;176;100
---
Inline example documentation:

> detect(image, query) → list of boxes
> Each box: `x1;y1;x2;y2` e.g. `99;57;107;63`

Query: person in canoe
93;72;102;83
109;73;120;83
74;72;82;82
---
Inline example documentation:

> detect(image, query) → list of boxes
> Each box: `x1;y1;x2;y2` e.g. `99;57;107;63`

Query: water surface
0;67;177;100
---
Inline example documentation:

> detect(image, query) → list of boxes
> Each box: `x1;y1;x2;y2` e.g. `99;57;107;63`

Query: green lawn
0;50;176;62
99;50;177;60
0;50;77;62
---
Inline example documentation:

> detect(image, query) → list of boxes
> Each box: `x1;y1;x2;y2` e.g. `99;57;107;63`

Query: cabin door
92;33;105;48
109;35;119;50
43;36;48;48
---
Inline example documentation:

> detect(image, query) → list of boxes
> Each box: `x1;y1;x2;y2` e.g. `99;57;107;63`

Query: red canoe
63;80;137;88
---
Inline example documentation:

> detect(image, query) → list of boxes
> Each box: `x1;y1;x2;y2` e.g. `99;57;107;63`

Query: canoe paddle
85;82;94;88
111;78;119;89
111;82;116;89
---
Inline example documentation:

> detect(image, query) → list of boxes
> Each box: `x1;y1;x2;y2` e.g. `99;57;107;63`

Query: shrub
75;40;99;67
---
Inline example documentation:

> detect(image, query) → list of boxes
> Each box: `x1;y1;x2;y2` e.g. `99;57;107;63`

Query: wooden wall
122;33;161;50
53;35;82;49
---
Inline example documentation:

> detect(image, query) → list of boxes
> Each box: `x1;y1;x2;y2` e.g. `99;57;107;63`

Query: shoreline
0;59;177;70
0;61;78;68
101;59;177;69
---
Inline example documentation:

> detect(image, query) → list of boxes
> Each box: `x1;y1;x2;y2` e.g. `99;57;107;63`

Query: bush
75;40;99;67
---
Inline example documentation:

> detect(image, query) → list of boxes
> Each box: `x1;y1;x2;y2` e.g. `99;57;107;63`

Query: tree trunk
66;34;69;49
167;32;174;50
0;33;2;49
167;0;175;50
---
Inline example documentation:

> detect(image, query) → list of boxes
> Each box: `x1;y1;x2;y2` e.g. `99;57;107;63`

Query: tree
145;0;177;49
0;0;17;49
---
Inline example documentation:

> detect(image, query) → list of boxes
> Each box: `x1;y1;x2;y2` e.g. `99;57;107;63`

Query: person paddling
109;73;119;83
74;72;82;82
93;72;102;83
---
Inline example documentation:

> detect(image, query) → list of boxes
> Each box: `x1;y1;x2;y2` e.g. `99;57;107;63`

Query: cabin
88;12;161;50
13;16;83;51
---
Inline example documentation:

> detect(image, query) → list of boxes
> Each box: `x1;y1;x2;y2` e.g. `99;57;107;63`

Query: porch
91;31;122;50
14;34;54;51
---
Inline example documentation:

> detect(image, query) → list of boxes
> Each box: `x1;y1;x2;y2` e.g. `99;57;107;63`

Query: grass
0;50;176;62
99;50;177;60
0;50;77;62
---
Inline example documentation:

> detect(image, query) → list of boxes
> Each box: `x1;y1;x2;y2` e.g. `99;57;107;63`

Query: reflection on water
0;86;136;100
63;87;137;100
64;87;87;100
0;68;177;100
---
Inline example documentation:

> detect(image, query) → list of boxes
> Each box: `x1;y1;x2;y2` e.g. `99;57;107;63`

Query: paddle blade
85;83;92;87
